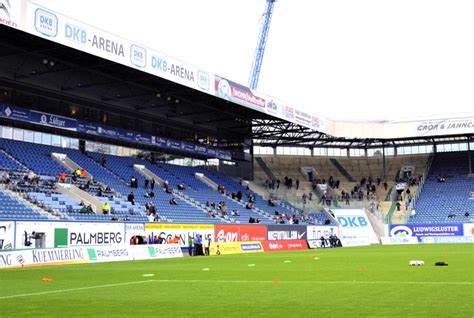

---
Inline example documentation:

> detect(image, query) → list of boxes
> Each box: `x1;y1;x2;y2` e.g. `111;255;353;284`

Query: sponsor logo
34;8;58;37
64;24;124;57
4;107;11;117
0;0;17;28
130;45;147;68
241;243;262;251
216;79;232;100
336;216;369;228
0;253;12;267
416;119;474;136
32;248;84;264
150;55;194;82
312;116;320;128
70;232;122;245
65;23;87;45
282;106;294;119
91;35;124;57
266;100;277;114
151;55;169;73
0;0;11;18
197;70;210;90
268;243;282;250
389;225;413;237
421;237;435;244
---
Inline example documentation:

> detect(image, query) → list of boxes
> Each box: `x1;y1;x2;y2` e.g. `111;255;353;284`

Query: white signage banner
0;244;183;269
463;223;474;237
0;247;88;269
306;225;339;240
331;209;378;246
380;236;418;245
21;2;214;96
0;221;15;250
15;221;125;249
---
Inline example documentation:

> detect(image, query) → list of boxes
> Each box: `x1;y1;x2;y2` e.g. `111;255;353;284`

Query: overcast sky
34;0;474;121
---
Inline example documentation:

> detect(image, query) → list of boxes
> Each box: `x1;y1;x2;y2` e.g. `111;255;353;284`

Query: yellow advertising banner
145;223;214;230
210;241;263;256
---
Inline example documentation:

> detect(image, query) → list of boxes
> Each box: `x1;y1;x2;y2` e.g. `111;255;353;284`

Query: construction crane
248;0;277;90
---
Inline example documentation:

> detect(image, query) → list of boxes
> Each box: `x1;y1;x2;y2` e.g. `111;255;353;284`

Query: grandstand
0;22;472;230
6;0;474;231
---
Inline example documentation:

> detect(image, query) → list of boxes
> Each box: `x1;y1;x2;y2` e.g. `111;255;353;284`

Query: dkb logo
336;216;369;227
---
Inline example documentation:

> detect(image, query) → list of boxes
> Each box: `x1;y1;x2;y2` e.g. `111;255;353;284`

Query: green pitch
0;244;473;317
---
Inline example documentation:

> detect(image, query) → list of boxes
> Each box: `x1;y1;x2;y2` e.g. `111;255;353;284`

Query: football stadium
0;1;473;317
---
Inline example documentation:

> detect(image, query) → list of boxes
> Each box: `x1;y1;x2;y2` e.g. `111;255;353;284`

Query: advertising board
380;237;418;245
144;223;214;248
462;223;474;236
267;225;307;241
331;209;378;246
15;221;125;249
388;224;464;242
261;240;308;252
0;244;183;269
0;247;88;269
306;225;339;240
209;241;263;256
214;225;266;242
0;221;15;250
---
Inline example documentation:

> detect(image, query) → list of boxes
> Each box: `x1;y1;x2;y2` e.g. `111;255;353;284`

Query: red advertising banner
215;225;267;242
261;240;308;252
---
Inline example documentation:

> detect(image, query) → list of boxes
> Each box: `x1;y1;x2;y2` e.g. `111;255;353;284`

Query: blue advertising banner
389;224;463;241
3;105;30;122
0;103;231;160
30;110;77;131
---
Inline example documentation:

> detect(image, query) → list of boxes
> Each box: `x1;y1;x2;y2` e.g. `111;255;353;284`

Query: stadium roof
0;26;472;155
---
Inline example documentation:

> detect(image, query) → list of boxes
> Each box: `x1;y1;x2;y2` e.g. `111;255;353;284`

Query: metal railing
405;153;434;221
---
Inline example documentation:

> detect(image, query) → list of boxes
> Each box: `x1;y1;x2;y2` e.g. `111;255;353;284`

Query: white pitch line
149;279;473;286
0;280;157;300
0;279;471;300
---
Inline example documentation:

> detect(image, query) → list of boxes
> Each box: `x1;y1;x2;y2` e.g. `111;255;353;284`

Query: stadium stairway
255;157;276;180
329;158;355;182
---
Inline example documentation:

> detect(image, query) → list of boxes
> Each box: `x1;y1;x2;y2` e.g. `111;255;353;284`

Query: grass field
0;244;473;317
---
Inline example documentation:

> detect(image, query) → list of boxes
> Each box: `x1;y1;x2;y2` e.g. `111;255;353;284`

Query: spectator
169;198;178;205
102;202;110;214
80;169;86;178
396;201;401;211
231;209;240;216
123;214;130;221
111;214;118;221
144;190;154;198
447;212;456;219
188;234;194;256
79;205;89;214
204;234;211;256
144;179;149;189
296;179;300;190
148;213;155;222
177;183;186;190
151;178;156;191
59;171;67;182
127;192;135;205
